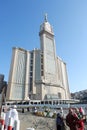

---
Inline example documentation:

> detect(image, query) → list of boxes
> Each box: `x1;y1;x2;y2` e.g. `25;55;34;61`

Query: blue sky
0;0;87;93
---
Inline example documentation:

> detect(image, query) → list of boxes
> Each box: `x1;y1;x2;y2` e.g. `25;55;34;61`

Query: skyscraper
6;15;70;101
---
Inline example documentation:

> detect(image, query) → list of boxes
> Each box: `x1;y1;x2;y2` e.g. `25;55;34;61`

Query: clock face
46;24;51;31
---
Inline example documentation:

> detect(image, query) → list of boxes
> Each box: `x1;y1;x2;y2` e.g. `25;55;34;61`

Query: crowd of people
1;104;86;130
56;107;85;130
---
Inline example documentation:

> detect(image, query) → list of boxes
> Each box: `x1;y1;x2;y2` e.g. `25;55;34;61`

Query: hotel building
6;16;70;101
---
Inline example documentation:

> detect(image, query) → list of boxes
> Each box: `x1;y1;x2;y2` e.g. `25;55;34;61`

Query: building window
58;92;61;99
41;65;43;69
31;52;33;58
30;78;32;91
41;58;43;64
30;72;33;76
41;71;43;76
30;60;33;64
41;53;43;63
30;66;33;71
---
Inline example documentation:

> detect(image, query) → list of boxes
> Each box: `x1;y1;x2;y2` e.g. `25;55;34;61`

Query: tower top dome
39;14;54;34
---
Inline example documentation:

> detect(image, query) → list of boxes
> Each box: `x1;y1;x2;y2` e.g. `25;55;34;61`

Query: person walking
66;108;79;130
5;107;12;130
5;105;19;130
75;107;85;130
56;107;66;130
10;105;19;130
56;112;64;130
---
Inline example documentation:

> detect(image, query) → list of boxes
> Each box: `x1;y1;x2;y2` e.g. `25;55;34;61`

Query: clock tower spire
44;13;48;22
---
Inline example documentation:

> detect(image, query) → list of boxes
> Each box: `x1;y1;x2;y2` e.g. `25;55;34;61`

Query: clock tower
39;14;57;83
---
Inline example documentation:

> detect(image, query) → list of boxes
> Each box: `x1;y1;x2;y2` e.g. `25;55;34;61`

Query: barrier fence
0;112;20;130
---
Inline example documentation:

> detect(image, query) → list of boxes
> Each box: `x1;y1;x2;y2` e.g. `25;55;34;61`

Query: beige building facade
6;16;70;101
